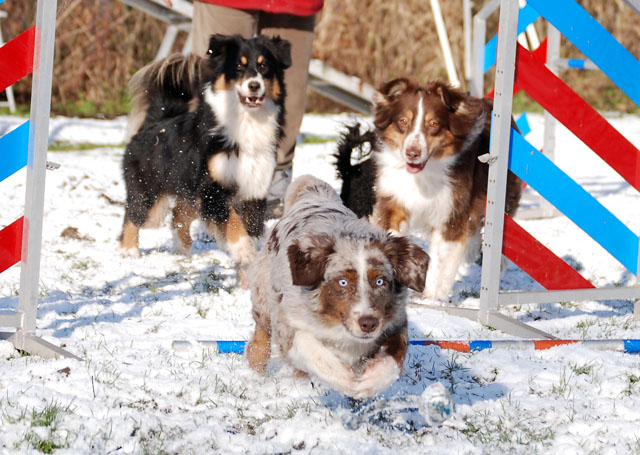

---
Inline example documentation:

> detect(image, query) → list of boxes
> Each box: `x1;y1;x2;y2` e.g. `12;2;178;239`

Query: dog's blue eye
338;279;348;287
375;278;385;286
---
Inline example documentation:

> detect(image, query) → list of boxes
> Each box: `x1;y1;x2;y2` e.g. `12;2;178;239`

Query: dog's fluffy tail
334;123;378;218
126;53;204;140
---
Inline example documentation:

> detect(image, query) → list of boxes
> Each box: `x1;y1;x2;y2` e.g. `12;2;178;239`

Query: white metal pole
478;0;519;323
463;0;473;85
470;0;500;97
540;23;561;219
18;0;57;334
430;0;460;88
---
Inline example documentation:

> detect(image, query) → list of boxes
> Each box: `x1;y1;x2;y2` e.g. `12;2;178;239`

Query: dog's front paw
421;282;450;302
351;356;400;399
228;236;256;266
119;245;140;258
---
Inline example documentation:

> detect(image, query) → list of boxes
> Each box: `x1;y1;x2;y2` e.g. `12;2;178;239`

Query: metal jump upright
0;0;77;358
477;0;640;337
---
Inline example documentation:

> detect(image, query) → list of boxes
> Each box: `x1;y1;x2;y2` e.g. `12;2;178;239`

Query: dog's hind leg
172;198;198;255
120;194;158;257
120;220;141;257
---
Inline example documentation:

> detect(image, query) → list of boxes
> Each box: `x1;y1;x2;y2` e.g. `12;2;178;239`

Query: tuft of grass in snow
20;400;75;453
460;408;556;449
440;353;470;393
551;368;574;397
624;374;640;396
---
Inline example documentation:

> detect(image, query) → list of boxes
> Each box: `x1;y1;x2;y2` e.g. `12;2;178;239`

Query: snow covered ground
1;112;640;454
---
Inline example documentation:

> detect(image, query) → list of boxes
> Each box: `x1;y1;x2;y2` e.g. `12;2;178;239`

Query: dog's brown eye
258;63;268;72
428;120;439;129
236;64;244;71
397;118;409;131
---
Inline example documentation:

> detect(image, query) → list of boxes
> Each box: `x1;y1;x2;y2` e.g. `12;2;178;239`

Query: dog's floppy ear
208;33;241;58
373;78;412;130
266;35;292;69
383;235;429;292
375;78;411;103
435;82;465;113
287;234;335;288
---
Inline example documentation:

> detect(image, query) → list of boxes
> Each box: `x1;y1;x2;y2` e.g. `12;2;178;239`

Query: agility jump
0;0;76;359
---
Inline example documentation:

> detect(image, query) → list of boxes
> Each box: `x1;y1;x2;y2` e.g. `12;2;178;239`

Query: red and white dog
335;78;522;301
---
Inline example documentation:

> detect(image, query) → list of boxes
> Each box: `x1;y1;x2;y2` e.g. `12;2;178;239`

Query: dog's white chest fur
204;87;279;199
376;145;458;231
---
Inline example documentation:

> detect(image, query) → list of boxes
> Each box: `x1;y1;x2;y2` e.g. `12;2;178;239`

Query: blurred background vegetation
1;0;639;118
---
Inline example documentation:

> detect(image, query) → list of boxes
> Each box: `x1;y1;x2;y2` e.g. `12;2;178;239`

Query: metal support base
418;304;555;339
0;331;80;360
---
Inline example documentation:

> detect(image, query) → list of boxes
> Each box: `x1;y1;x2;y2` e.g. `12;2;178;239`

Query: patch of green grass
0;105;30;116
461;410;556;448
52;88;130;118
48;141;125;152
571;362;594;376
511;91;544;114
458;289;480;299
440;354;470;393
625;373;640;396
551;368;574;397
300;134;336;145
22;400;75;453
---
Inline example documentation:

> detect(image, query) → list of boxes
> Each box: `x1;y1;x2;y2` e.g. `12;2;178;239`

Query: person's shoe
265;167;291;219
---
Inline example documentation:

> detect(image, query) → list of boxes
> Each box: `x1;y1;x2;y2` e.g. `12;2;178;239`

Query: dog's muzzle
238;77;266;109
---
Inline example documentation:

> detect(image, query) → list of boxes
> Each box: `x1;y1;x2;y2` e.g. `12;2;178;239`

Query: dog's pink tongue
406;162;425;174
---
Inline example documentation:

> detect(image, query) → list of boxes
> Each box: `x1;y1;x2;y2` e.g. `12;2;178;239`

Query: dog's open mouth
238;93;266;108
406;161;427;174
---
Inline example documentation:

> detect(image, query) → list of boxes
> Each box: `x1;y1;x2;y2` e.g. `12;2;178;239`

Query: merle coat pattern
246;175;429;398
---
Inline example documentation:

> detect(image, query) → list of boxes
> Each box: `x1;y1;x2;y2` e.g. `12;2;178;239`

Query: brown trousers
192;2;318;170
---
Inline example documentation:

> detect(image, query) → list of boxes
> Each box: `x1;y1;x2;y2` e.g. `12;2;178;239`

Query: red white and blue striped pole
172;339;640;354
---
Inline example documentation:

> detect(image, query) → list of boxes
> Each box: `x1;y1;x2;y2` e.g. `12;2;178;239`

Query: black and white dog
120;34;291;276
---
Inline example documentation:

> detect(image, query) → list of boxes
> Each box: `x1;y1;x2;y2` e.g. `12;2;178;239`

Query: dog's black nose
358;316;379;333
406;146;421;161
248;81;261;92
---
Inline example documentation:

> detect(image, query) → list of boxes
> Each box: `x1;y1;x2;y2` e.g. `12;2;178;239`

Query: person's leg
191;2;256;56
259;13;318;217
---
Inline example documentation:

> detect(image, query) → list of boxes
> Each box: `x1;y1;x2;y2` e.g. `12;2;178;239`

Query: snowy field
1;112;640;454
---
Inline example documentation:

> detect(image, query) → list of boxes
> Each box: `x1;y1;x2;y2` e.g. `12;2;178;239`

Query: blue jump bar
0;121;29;183
215;341;246;354
509;128;639;274
567;59;588;70
515;112;531;137
527;0;640;107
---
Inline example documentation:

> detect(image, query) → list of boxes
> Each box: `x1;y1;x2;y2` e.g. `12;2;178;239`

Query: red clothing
200;0;323;16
